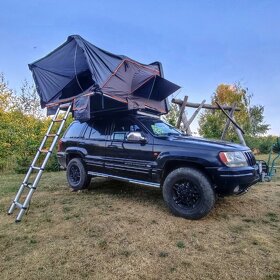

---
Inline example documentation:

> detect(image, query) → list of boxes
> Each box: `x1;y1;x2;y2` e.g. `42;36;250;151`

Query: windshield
140;118;182;136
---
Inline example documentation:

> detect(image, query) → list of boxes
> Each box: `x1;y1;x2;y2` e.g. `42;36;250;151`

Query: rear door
105;116;155;181
80;119;111;173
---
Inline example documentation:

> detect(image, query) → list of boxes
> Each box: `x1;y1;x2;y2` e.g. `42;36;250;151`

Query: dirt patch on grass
0;172;279;280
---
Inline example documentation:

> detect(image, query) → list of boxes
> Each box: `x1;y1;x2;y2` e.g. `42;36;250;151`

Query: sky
0;0;279;135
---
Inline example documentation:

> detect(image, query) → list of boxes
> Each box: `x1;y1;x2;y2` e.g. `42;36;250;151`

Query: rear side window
83;120;110;140
64;122;85;138
89;121;108;140
83;126;91;139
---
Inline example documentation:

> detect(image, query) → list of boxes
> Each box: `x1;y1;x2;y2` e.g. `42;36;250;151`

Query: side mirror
126;132;147;143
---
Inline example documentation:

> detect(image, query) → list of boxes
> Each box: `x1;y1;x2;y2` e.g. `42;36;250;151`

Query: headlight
219;151;248;167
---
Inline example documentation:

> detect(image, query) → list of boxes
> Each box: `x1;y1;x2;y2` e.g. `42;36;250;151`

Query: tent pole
147;76;156;100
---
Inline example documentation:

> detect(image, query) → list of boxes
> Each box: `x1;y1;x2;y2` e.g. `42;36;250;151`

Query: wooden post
221;102;237;140
216;101;246;146
232;115;247;146
172;98;240;111
182;110;192;135
172;97;245;143
184;99;206;132
176;96;188;128
176;96;192;135
215;102;245;134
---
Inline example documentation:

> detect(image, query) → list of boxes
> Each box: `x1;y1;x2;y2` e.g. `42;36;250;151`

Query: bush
14;155;31;174
14;149;61;174
259;141;272;154
245;135;277;154
45;150;61;172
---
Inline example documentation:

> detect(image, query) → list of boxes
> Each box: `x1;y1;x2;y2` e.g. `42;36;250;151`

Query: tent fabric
29;35;180;116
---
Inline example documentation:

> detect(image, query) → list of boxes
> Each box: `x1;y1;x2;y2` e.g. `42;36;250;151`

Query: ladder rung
14;201;27;210
23;183;33;189
40;149;51;153
53;119;64;122
32;166;44;171
46;133;58;137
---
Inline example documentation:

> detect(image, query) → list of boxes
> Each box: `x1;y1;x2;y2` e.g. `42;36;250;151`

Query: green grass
0;171;279;280
176;241;186;249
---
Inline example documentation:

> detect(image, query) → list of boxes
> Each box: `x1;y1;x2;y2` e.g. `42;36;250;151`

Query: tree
13;79;43;118
163;102;179;127
0;73;13;111
0;74;53;171
198;83;269;140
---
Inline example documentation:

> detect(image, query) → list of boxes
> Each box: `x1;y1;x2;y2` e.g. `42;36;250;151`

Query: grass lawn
0;168;279;280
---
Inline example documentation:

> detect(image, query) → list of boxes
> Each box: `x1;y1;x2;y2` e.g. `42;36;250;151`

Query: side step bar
88;171;161;188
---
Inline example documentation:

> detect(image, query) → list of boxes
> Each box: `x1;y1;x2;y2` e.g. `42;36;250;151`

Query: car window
111;119;142;141
64;122;86;138
83;125;92;139
140;118;181;136
88;120;109;140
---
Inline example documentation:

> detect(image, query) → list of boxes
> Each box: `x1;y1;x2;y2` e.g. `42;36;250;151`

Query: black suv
57;113;260;219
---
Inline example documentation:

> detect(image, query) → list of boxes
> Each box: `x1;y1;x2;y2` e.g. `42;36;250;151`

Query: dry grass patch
0;171;279;280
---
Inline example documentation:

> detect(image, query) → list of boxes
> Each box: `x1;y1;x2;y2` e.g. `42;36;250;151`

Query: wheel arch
161;160;213;186
66;150;86;165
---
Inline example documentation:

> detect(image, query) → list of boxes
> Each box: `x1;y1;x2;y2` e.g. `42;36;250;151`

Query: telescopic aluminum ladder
8;102;72;222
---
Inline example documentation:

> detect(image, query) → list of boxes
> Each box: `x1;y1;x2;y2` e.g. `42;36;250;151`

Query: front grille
244;151;256;166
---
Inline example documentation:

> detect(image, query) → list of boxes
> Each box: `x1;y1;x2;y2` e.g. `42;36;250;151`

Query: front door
105;116;155;181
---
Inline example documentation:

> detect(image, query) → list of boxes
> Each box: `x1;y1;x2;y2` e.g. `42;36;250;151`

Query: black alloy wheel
172;179;201;209
66;158;91;191
69;164;81;185
162;167;215;220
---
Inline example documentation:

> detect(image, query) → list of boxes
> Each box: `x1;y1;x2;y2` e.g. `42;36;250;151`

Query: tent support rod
147;76;156;100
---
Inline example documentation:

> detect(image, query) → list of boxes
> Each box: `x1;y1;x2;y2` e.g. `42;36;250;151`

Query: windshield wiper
157;132;180;136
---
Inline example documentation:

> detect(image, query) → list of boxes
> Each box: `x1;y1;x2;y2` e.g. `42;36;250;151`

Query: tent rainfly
29;35;180;120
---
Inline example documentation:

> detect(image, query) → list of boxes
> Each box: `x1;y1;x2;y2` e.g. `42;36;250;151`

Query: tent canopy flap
29;35;180;116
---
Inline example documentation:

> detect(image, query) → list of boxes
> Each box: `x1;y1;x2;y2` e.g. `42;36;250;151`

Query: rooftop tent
29;35;180;118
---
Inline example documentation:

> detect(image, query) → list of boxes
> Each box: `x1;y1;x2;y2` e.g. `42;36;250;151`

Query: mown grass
0;171;279;280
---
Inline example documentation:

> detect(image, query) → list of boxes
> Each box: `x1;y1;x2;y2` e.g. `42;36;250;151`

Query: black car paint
57;114;260;195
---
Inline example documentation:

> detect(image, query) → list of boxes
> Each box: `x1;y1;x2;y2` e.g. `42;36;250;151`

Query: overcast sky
0;0;279;135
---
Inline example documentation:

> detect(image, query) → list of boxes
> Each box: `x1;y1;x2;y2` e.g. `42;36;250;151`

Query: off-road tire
66;158;91;191
162;167;215;220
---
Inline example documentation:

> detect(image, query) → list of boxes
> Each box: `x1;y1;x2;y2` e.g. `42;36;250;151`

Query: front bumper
206;165;260;196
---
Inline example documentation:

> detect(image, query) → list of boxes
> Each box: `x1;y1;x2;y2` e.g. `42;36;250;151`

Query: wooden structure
172;96;246;146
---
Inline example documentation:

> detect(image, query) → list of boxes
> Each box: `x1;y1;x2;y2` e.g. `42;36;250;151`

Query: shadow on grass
87;177;163;205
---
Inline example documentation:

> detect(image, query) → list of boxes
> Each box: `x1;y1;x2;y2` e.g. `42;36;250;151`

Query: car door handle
108;144;118;148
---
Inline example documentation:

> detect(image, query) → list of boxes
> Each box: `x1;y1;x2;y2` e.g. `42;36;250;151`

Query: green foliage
245;135;277;154
164;103;179;126
198;83;269;140
0;73;71;173
14;79;43;118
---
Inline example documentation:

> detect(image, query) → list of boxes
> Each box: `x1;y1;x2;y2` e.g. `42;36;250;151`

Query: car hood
165;135;249;151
